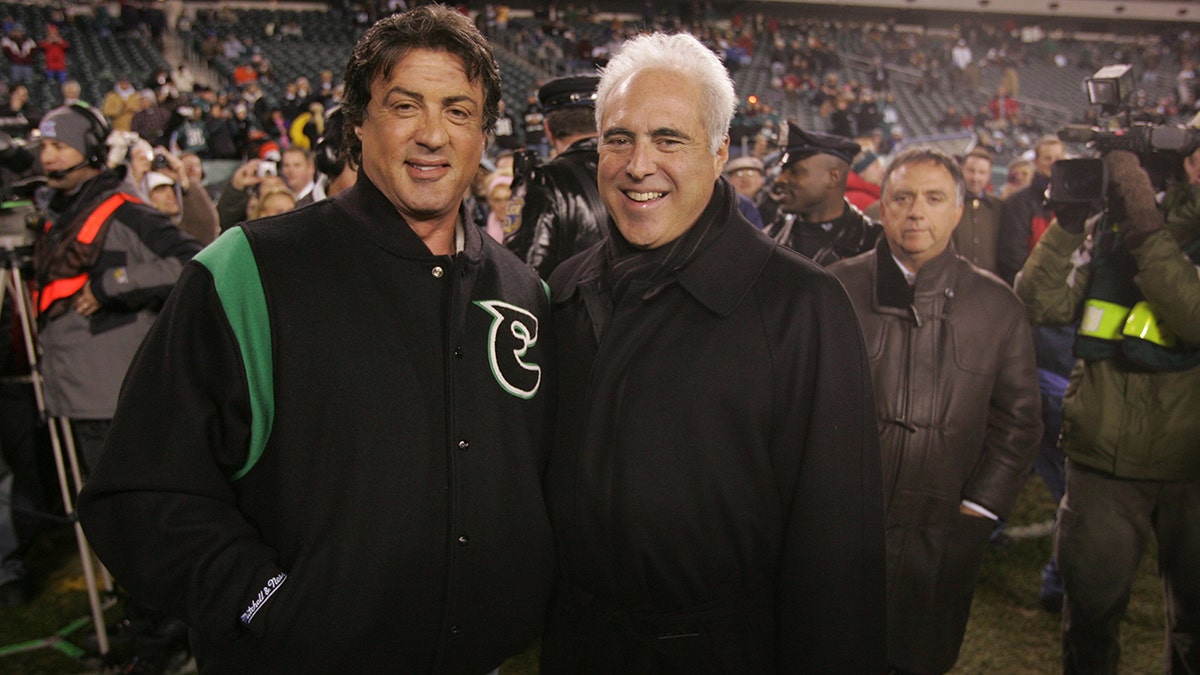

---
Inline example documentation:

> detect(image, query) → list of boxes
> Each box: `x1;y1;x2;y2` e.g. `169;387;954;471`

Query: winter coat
831;239;1041;674
78;175;556;673
34;170;201;418
1016;183;1200;481
953;192;1003;274
542;180;887;673
507;136;606;279
764;197;881;267
996;174;1050;284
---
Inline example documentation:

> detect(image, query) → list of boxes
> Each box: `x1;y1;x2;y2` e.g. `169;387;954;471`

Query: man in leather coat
765;122;881;266
504;74;607;278
831;146;1042;675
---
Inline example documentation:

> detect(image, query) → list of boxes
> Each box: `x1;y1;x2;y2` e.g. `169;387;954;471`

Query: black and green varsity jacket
78;174;556;674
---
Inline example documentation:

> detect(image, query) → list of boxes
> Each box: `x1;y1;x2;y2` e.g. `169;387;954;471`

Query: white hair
595;32;737;154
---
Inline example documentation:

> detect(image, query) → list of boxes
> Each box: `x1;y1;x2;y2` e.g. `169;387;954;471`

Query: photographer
215;157;283;231
142;147;219;245
1016;147;1200;674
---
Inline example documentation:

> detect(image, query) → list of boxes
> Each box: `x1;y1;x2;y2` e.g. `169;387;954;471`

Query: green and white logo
475;300;541;399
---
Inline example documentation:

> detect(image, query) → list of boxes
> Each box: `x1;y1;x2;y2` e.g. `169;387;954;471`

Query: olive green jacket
1016;182;1200;480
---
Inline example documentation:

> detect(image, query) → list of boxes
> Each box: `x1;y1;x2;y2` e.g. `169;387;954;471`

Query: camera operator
141;147;219;245
33;104;202;471
1016;147;1200;674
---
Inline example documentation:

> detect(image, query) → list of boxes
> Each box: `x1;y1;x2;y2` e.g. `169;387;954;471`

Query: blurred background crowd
0;0;1193;231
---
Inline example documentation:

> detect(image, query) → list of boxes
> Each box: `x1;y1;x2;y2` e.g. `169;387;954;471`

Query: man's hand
230;160;266;192
74;282;101;317
1105;150;1163;246
154;147;189;192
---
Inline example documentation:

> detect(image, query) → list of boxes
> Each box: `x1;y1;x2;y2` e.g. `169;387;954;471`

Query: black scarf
601;178;735;305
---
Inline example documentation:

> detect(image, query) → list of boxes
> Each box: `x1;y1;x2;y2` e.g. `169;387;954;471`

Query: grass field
0;477;1167;674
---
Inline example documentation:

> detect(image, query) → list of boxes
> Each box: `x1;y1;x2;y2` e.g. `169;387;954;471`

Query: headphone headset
66;102;111;168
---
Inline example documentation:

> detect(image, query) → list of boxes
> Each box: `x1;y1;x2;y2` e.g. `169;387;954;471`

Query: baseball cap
144;171;175;192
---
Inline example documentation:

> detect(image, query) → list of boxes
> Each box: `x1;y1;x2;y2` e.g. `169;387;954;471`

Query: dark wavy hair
340;4;501;167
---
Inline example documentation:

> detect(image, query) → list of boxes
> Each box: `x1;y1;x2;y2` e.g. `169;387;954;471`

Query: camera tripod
0;207;111;656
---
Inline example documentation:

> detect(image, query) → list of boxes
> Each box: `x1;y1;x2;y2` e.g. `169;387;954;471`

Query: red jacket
39;37;68;71
846;171;881;212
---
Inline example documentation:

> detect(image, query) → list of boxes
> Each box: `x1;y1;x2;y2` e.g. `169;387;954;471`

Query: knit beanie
38;105;104;161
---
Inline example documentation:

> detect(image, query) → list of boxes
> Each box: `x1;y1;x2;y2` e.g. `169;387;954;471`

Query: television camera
0;130;41;268
1051;64;1200;204
1053;64;1200;203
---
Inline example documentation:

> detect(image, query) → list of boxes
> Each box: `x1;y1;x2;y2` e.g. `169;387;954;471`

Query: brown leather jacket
831;240;1041;674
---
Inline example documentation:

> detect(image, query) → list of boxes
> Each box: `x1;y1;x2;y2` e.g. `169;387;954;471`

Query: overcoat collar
552;178;775;317
872;236;960;311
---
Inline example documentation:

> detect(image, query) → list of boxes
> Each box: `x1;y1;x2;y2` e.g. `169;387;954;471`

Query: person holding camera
142;147;219;245
215;157;286;231
1016;147;1200;674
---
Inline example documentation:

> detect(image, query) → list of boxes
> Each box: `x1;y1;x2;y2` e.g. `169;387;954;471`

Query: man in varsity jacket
79;7;555;673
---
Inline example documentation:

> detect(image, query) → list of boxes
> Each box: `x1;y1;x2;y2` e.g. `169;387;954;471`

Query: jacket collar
873;236;960;310
552;178;774;317
675;180;775;316
331;171;481;263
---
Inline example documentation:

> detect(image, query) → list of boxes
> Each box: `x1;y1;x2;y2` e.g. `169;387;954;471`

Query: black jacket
765;197;881;267
78;175;556;673
997;175;1052;284
542;181;886;673
507;137;606;279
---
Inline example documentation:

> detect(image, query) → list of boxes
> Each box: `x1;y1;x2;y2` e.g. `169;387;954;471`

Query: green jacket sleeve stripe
194;227;274;480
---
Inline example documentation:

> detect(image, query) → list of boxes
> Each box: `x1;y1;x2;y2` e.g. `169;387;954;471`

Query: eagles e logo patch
475;300;541;399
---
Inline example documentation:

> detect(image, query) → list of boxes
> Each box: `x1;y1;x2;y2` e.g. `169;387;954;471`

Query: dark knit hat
38;104;108;163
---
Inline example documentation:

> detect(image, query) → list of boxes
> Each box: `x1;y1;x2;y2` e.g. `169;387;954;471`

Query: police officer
504;74;606;279
765;121;881;267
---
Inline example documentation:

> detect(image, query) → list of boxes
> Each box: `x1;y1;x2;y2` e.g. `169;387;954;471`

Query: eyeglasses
728;169;763;179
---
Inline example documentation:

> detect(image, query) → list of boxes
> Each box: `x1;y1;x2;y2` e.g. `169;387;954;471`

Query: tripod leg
5;266;47;418
49;418;110;656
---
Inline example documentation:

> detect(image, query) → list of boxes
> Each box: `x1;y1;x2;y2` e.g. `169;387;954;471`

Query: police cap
778;121;861;168
538;75;600;112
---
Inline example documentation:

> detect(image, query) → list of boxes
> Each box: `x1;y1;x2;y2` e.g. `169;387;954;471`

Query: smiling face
354;49;486;233
880;159;964;273
597;68;728;249
773;153;842;218
149;184;181;216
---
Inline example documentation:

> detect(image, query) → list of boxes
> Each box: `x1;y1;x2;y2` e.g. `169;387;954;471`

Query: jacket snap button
458;439;469;450
432;266;445;278
944;288;955;298
458;535;469;546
